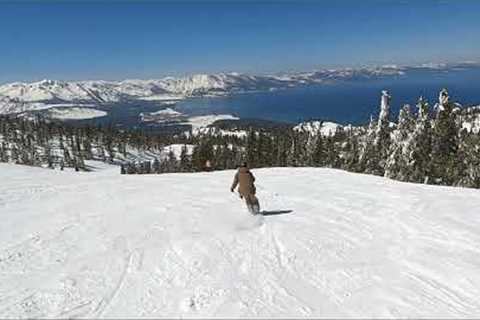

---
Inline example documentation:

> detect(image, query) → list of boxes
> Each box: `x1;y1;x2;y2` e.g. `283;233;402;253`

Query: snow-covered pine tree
311;134;325;167
286;132;298;167
385;104;414;180
324;136;340;168
358;117;378;174
430;89;459;185
179;144;191;172
152;158;161;173
455;127;480;188
217;142;231;170
191;140;214;171
274;134;288;167
373;90;392;175
405;97;432;184
166;149;177;172
340;127;360;172
0;143;5;163
246;129;257;167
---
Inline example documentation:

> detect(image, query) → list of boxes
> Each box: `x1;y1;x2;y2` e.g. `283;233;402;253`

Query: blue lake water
175;68;480;125
74;67;480;129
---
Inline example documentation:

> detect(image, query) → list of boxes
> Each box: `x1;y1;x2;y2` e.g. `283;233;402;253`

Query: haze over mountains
1;62;478;115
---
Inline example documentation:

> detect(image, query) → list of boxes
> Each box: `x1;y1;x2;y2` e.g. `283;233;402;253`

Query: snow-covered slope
1;164;480;318
44;107;107;120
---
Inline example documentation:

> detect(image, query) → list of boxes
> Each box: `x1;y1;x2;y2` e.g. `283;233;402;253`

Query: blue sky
0;0;479;82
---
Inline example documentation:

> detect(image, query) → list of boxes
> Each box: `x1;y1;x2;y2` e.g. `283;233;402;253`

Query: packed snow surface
1;164;480;318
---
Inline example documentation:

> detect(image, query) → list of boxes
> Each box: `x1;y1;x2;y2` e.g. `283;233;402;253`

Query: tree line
1;88;479;188
0;115;182;170
125;89;480;189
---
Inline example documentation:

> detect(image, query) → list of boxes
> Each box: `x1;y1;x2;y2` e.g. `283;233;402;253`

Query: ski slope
1;163;480;318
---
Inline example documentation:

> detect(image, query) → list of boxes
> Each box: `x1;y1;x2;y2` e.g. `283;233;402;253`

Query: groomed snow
1;164;480;318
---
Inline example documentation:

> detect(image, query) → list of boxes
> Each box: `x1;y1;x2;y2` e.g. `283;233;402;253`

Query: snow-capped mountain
0;66;410;115
0;79;169;105
0;73;300;106
1;62;478;116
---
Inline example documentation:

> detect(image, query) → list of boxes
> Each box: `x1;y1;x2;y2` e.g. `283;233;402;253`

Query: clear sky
0;0;479;82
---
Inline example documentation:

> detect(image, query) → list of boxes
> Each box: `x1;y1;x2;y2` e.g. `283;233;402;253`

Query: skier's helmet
240;161;248;168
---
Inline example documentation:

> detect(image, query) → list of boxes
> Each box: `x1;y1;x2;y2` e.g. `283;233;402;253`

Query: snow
138;95;185;101
0;65;441;115
294;121;342;136
147;107;181;116
139;107;184;124
193;127;248;138
462;118;480;134
162;144;195;160
1;164;480;318
183;114;239;130
45;107;107;120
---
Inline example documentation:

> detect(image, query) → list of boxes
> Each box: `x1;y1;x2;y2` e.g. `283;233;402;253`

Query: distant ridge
1;62;478;115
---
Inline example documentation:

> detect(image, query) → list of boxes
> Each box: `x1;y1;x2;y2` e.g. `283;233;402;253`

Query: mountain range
1;62;478;115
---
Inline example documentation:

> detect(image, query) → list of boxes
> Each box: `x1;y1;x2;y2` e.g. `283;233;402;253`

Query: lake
73;67;480;129
175;67;480;125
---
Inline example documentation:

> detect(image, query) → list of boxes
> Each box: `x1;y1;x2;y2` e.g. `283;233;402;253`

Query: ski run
1;162;480;318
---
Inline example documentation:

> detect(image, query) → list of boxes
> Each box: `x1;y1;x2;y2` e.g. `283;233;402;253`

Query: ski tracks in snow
2;165;480;317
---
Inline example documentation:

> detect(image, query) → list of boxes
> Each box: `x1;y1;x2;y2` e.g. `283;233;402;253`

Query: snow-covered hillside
2;62;480;116
1;164;480;318
0;66;410;115
44;107;107;120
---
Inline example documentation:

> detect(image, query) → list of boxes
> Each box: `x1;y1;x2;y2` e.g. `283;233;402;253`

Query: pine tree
152;158;161;173
385;104;414;180
179;145;191;172
455;129;480;188
311;134;325;167
372;90;392;175
246;129;257;167
324;136;340;168
406;97;432;183
430;89;459;185
358;117;378;173
341;128;360;172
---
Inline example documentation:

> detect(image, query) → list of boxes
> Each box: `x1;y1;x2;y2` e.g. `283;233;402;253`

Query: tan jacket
231;167;256;197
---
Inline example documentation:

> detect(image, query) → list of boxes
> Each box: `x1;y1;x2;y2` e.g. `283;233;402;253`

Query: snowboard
247;195;261;215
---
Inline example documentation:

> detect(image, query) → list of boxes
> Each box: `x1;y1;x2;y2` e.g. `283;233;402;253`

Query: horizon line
1;59;479;85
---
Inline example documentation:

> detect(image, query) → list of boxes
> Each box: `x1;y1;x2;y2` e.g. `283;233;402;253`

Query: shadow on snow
260;210;293;216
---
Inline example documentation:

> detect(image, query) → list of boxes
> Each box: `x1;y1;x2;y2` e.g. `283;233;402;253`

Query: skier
204;159;213;172
230;162;260;214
